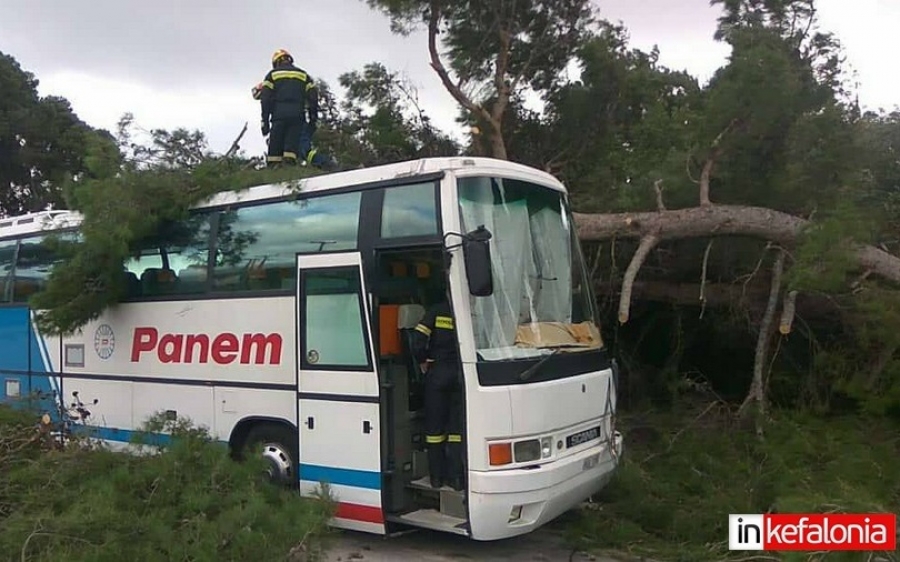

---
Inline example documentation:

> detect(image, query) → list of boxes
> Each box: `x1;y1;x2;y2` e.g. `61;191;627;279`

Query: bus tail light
489;442;512;466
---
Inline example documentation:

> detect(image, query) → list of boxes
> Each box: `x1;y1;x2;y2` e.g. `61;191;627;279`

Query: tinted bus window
12;236;57;302
124;214;212;297
212;192;362;292
381;182;438;238
0;239;17;302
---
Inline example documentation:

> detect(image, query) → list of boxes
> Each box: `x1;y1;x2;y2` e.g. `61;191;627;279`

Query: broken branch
224;121;248;158
699;119;739;206
779;290;798;335
740;250;785;426
654;179;666;211
618;234;660;324
700;239;714;319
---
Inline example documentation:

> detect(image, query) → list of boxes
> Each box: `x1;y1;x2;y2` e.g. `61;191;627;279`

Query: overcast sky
1;0;897;159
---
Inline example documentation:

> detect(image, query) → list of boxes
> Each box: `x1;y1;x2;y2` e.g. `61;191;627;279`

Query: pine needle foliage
30;157;321;336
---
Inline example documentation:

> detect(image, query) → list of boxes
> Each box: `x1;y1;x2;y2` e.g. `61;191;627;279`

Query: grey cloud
0;0;435;95
5;0;839;157
0;0;466;152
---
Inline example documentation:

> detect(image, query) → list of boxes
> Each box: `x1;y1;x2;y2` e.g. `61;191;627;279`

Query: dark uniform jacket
411;301;458;364
260;63;319;124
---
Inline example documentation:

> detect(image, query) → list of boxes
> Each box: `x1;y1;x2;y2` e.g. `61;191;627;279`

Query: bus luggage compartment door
296;252;385;535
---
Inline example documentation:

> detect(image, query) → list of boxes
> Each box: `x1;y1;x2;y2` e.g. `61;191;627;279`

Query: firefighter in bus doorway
410;293;464;491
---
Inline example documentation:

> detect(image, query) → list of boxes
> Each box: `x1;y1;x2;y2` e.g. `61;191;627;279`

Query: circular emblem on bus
307;349;319;364
94;324;115;360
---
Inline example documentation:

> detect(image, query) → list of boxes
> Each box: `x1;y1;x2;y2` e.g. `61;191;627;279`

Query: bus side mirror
463;225;493;297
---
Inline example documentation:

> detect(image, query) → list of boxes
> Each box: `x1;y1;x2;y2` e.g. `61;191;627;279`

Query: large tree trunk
574;201;898;425
573;204;900;284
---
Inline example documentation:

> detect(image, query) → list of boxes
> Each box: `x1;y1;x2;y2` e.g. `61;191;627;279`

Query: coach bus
0;156;623;541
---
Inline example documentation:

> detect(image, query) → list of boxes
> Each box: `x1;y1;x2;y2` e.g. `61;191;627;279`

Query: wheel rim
259;441;294;485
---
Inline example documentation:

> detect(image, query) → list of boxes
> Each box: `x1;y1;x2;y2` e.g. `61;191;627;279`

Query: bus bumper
466;430;624;541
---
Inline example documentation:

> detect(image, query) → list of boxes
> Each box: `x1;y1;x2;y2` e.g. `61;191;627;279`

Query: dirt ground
321;526;625;562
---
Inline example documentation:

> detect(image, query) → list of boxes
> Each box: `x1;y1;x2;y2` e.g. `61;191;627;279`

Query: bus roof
0;156;566;240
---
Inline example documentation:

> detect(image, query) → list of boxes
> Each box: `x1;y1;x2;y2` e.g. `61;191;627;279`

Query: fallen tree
574;204;900;289
572;196;900;426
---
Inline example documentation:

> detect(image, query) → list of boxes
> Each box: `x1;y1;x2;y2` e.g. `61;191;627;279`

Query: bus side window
124;213;212;299
0;239;17;303
124;248;164;298
381;182;438;239
211;193;362;293
12;235;59;302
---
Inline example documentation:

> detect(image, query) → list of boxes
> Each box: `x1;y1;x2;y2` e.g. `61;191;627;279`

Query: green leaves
0;52;116;217
31;151;319;336
0;407;333;562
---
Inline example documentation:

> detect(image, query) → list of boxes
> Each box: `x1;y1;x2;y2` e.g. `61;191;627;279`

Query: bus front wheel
242;424;298;487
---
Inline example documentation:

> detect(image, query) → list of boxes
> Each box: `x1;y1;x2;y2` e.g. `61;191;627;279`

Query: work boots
427;443;445;488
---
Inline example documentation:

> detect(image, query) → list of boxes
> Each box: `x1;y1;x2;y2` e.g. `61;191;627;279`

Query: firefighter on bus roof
252;62;337;171
256;49;318;168
410;293;464;491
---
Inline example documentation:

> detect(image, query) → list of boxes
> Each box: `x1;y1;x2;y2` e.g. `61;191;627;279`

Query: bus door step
385;509;469;536
407;476;466;518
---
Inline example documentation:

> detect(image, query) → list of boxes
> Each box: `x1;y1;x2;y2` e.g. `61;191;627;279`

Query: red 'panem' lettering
130;327;282;365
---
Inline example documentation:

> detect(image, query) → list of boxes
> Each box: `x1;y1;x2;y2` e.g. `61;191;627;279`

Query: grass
563;403;900;562
0;404;334;562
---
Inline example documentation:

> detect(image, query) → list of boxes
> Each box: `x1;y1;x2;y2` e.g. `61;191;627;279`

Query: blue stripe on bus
299;464;382;490
73;425;176;446
0;306;57;415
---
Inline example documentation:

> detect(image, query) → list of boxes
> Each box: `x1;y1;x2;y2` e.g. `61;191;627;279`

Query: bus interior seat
13;278;40;302
178;265;208;293
141;268;178;295
398;303;425;329
122;271;141;297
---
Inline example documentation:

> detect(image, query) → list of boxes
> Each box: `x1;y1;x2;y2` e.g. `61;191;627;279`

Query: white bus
0;156;623;541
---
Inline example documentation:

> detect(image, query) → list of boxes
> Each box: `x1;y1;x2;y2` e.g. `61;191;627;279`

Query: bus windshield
457;176;602;363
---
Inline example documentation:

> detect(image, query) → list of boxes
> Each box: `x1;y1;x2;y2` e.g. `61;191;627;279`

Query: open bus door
295;252;385;534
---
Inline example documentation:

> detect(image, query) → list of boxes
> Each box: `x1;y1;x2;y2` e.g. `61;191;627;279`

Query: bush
0;405;333;562
563;405;900;561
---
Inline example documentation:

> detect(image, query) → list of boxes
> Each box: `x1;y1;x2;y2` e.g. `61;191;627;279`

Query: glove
261;120;270;136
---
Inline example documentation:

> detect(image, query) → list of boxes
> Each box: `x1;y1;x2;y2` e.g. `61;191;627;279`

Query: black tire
242;423;299;488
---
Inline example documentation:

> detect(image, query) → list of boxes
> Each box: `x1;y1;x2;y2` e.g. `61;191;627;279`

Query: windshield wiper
518;349;562;381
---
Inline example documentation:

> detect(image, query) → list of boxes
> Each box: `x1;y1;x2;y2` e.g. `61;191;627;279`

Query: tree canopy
0;53;118;217
3;0;900;417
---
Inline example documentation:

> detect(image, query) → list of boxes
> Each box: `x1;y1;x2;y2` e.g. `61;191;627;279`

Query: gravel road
321;525;625;562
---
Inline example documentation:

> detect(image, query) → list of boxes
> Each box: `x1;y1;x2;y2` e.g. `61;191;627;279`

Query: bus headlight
513;439;541;463
540;436;552;459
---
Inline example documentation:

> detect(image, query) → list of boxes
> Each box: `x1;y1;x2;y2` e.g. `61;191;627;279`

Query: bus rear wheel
242;424;298;487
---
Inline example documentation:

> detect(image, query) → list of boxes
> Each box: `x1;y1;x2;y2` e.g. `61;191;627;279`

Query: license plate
582;453;600;471
566;425;602;448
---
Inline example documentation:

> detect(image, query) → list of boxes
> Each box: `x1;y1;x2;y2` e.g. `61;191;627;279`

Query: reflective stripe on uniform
272;70;308;81
284;151;298;160
306;82;316;91
435;316;453;330
425;434;446;444
263;80;274;89
415;324;432;336
267;155;283;162
447;434;462;443
306;148;317;164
